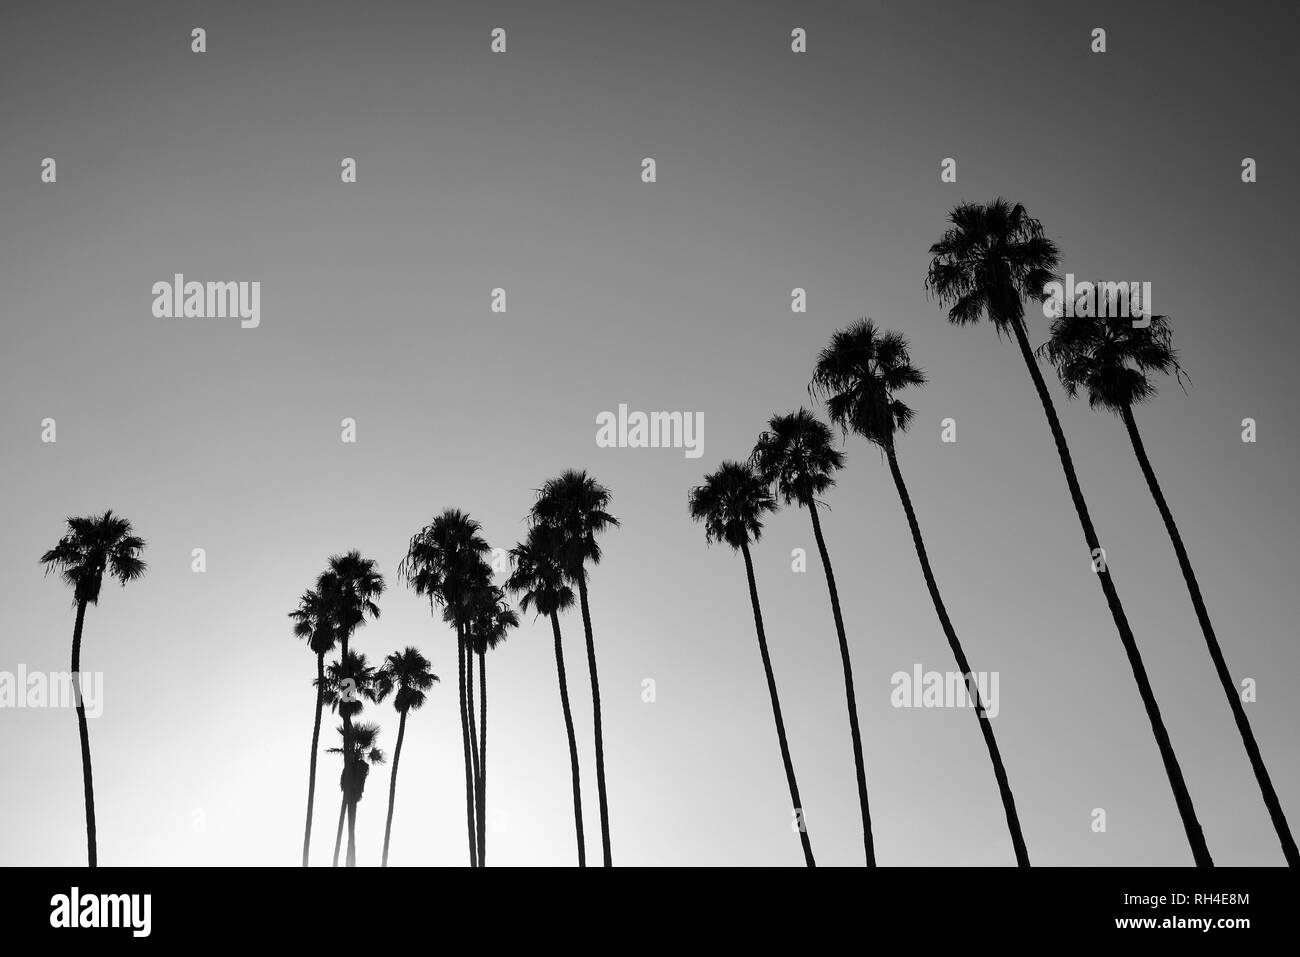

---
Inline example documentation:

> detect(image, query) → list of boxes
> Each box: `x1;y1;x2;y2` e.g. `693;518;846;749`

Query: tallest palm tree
40;510;147;867
1042;299;1298;866
533;470;620;867
925;198;1212;866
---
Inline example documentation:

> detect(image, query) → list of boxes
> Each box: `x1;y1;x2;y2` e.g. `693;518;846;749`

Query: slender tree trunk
885;442;1031;866
467;645;481;788
551;611;587;866
332;791;345;867
341;633;358;868
478;650;488;866
1011;318;1212;866
302;651;325;867
740;541;815;866
805;499;874;865
456;624;478;866
1122;404;1297;866
70;599;96;868
577;576;612;866
381;709;407;867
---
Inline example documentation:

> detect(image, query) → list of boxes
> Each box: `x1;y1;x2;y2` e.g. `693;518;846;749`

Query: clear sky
1;0;1297;866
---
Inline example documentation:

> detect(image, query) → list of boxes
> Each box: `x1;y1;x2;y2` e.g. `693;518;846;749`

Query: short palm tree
532;470;620;866
1042;297;1298;866
751;408;875;865
925;198;1213;866
318;650;383;866
327;722;385;867
465;586;518;866
375;647;439;867
289;587;338;866
315;551;384;867
507;523;588;865
688;462;816;866
399;509;492;866
40;511;147;867
810;319;1030;865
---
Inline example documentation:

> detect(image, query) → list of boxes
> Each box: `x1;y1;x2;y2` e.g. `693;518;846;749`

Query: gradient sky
2;0;1297;867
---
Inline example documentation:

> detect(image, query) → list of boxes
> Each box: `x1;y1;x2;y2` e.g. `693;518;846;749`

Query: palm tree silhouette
810;319;1030;865
400;509;492;866
327;722;385;866
532;470;620;866
750;409;875;865
465;585;518;866
318;650;382;866
375;647;439;867
925;198;1213;866
689;462;816;866
39;511;146;868
507;523;588;865
315;552;384;868
1042;295;1298;866
289;587;339;866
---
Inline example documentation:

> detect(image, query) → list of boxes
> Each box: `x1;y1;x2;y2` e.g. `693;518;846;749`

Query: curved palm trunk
478;650;488;866
332;791;345;867
1122;404;1298;866
381;709;408;867
576;575;612;866
302;651;326;867
1011;318;1212;866
456;624;479;867
550;611;587;866
740;541;816;866
805;500;875;865
70;599;97;868
340;634;358;868
885;442;1031;866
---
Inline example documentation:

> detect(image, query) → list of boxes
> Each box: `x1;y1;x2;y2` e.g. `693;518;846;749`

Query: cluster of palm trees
289;469;618;867
689;198;1297;867
36;199;1295;869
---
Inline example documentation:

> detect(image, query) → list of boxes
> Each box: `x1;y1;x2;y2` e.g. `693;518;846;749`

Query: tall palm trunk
340;632;358;868
1011;317;1212;866
805;500;874;865
70;599;97;867
381;709;408;867
456;624;478;866
1122;404;1298;866
739;541;815;866
302;650;325;867
550;611;587;866
576;575;612;866
478;650;488;866
332;791;345;867
467;647;481;793
885;441;1030;866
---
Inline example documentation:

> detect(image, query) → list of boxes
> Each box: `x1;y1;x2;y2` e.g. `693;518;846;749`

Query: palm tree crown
750;408;843;506
506;524;576;619
40;510;147;604
317;551;384;637
1040;294;1185;414
688;461;777;550
924;198;1061;330
289;588;338;658
809;318;926;446
376;647;439;714
318;651;382;719
531;470;620;579
399;509;492;620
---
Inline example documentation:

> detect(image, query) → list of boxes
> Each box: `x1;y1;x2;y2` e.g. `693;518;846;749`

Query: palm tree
925;198;1213;866
750;409;875;864
399;509;492;866
465;586;518;866
688;462;816;867
810;319;1030;865
40;511;147;867
375;647;439;867
532;470;620;866
1042;296;1298;866
289;587;338;866
507;523;588;865
326;722;385;867
319;650;383;866
315;551;384;867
